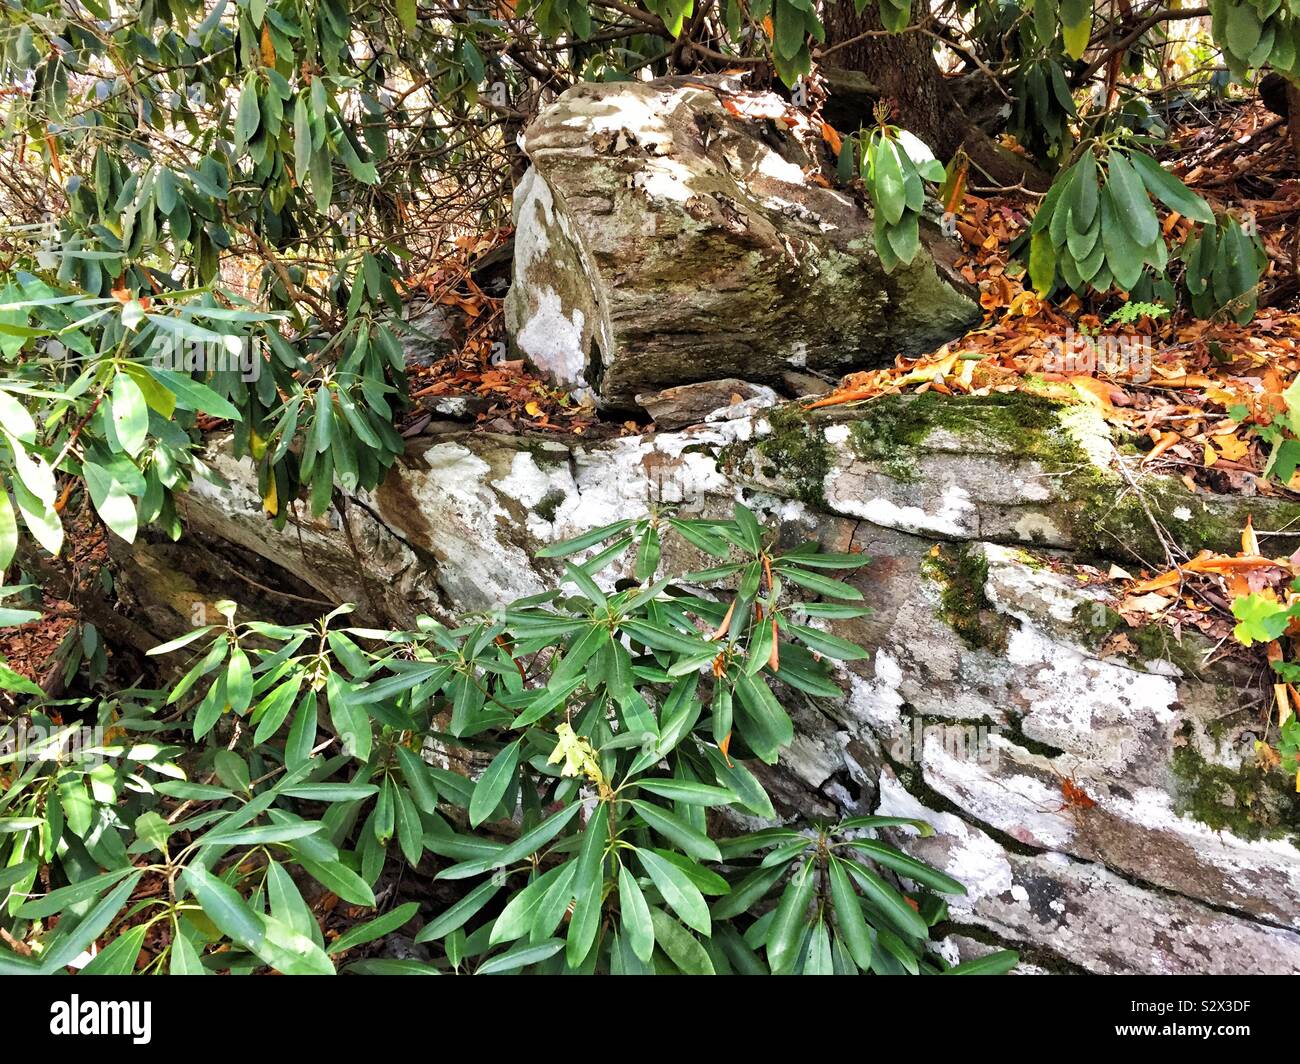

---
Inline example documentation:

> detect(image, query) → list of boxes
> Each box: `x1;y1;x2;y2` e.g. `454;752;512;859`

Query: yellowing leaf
1062;15;1092;60
1211;432;1248;461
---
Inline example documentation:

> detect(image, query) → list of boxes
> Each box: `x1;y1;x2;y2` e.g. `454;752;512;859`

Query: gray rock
119;392;1300;973
419;395;491;422
780;370;835;397
636;378;776;429
398;301;456;368
504;77;978;407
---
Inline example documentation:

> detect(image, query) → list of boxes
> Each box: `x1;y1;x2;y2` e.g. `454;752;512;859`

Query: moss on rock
754;403;832;506
1171;738;1300;845
841;390;1067;473
920;543;1010;652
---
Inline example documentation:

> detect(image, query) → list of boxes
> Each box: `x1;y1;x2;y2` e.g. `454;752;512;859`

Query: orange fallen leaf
1142;431;1181;466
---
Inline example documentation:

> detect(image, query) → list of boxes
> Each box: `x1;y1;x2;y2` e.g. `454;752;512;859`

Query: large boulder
115;394;1300;973
504;77;979;408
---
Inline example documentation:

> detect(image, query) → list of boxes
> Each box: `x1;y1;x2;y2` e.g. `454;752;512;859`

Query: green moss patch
1171;737;1300;846
920;544;1010;652
754;403;832;507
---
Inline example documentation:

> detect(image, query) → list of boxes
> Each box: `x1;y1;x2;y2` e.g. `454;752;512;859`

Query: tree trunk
822;0;1048;190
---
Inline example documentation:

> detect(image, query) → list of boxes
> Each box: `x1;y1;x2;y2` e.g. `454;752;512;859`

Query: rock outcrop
504;77;979;408
115;392;1300;973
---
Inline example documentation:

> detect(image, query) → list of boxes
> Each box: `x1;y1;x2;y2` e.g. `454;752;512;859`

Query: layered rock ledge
116;392;1300;973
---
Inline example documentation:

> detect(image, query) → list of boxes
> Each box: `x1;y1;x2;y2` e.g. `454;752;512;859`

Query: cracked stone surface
121;392;1300;973
505;77;978;407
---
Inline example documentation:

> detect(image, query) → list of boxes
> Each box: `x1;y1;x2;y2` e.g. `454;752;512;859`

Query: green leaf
146;368;241;419
265;859;318;944
535;519;634;558
111;371;149;457
566;802;609;968
1028;228;1056;297
1225;2;1263;59
469;739;520;827
489;862;572;945
786;622;869;660
828;856;873;971
733;673;795;763
226;646;253;713
13;476;62;556
80;924;146;974
872;136;907;226
843;838;966;895
617;863;655;963
563;561;608;607
476;939;565;974
298;857;376;907
1105;151;1159;251
169;929;206;974
1061;10;1092;59
637;847;710;935
1127;150;1214;225
647;906;714;974
636;778;736;806
394;745;439;813
347;958;441;974
201;822;323;847
414;879;501;943
147;627;215;656
805;919;833;974
83;460;138;543
326;670;371;761
628;799;721;862
256;915;335;975
841;859;929;939
765;860;814;974
181;865;264;951
328;902;421;954
0;390;35;444
490;802;582;867
0;490;18;572
944;949;1020;974
772;564;863;601
1232;592;1294;646
18;866;138;919
235;77;262;148
39;871;142;973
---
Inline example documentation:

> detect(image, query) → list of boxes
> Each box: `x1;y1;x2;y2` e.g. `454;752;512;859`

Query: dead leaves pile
402;228;599;436
812;118;1300;500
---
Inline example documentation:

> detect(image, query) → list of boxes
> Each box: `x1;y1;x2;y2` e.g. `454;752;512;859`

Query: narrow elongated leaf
329;902;420;954
628;799;721;862
637;847;710;935
647;906;714;974
618;863;655;963
414;879;501;943
181;865;264;951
